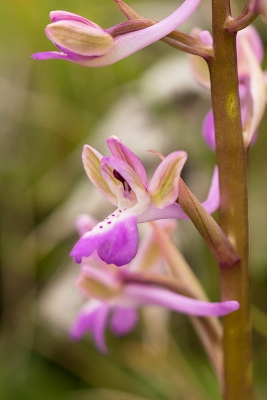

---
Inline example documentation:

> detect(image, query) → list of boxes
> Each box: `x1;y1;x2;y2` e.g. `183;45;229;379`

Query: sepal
45;16;115;57
148;151;187;208
82;145;118;206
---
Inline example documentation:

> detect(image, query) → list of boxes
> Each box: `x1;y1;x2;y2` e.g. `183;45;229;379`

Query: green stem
207;1;253;399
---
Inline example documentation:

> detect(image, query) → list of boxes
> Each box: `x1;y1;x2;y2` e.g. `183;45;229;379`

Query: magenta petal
124;284;240;317
110;307;138;336
97;214;139;266
31;51;70;60
70;301;110;353
202;109;216;150
70;311;93;341
201;166;220;214
70;211;139;266
70;301;100;339
199;30;213;46
70;224;106;263
50;11;101;29
92;303;110;353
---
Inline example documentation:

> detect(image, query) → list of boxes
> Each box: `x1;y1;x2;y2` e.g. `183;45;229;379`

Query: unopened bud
46;20;115;57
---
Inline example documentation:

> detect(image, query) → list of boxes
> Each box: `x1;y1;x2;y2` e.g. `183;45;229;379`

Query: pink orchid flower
70;136;219;266
32;0;202;67
70;136;187;266
71;266;239;353
190;26;266;148
70;219;239;353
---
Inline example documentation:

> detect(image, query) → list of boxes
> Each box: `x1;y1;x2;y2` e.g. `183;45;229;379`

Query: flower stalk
208;0;253;398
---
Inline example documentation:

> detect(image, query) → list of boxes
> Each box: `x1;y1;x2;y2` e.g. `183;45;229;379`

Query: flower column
207;1;253;399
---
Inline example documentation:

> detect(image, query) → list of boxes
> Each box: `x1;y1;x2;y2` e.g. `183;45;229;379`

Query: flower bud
32;0;203;67
45;18;116;57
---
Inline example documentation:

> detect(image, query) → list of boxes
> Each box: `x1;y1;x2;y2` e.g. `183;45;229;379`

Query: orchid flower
70;136;186;266
190;26;267;148
75;213;177;274
70;260;239;353
31;0;202;67
70;136;220;267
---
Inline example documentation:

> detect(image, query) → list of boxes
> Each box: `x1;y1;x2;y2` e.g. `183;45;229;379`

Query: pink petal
50;11;103;29
92;303;110;353
124;284;239;317
32;51;70;60
237;25;264;74
239;38;266;146
70;211;139;266
199;30;213;46
189;28;211;89
138;166;219;222
110;307;138;335
202;109;216;150
70;300;110;353
201;166;220;214
45;20;115;57
97;214;139;266
70;300;101;338
107;136;148;187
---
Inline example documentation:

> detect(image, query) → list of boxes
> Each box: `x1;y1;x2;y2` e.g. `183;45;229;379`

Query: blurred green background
1;1;267;399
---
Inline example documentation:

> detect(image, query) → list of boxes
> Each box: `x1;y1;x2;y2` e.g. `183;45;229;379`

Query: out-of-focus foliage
1;1;267;399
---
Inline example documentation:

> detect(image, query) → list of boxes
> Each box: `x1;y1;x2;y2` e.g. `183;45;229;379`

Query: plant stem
207;0;253;399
